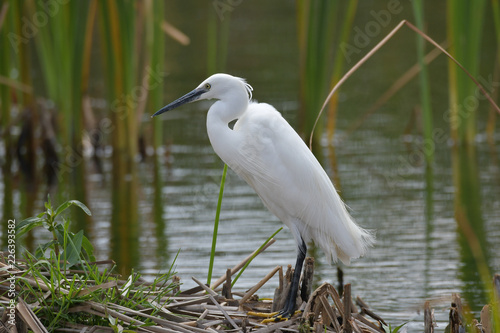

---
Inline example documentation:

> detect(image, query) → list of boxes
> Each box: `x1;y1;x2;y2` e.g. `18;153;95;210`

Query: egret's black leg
275;238;307;319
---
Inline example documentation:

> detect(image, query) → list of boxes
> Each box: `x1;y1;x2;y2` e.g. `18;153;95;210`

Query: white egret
152;73;374;320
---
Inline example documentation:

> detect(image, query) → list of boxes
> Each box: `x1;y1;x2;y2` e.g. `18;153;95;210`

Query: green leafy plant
382;322;407;333
16;196;94;265
15;197;179;331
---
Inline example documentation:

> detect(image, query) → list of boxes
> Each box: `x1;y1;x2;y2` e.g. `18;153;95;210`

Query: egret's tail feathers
361;227;376;249
321;223;375;266
350;227;375;262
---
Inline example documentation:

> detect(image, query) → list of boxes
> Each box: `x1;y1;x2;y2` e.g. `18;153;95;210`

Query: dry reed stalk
7;250;497;332
310;20;500;149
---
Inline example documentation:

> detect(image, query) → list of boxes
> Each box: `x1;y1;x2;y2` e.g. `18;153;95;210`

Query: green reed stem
99;0;140;275
297;0;337;140
207;164;228;286
411;0;433;165
207;2;231;75
147;0;165;149
231;227;282;288
326;0;357;141
447;0;487;143
494;0;500;46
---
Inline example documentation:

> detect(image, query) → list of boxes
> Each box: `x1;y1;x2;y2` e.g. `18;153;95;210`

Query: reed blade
411;0;434;165
207;164;228;286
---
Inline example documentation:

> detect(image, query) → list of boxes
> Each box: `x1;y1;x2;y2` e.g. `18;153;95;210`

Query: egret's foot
247;311;279;318
247;311;282;323
260;309;302;323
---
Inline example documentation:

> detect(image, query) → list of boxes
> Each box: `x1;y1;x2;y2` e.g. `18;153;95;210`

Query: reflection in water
453;145;490;312
423;164;434;300
5;2;500;332
111;167;139;277
154;157;170;266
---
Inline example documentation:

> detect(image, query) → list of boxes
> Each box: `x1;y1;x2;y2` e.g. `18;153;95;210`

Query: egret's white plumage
153;73;374;318
201;74;374;264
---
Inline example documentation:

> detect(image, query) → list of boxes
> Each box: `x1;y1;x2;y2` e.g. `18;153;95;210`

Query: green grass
14;197;178;331
207;164;228;286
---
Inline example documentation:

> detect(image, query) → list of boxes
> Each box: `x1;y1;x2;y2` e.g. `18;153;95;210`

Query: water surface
9;1;500;332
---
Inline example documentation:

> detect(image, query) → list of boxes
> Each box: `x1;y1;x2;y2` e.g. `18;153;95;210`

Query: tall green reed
296;0;337;144
8;0;38;225
96;0;167;275
3;0;169;272
487;0;500;141
325;0;358;142
147;1;165;152
447;0;487;144
297;1;361;200
27;0;92;229
207;3;230;76
145;0;168;261
2;0;78;248
207;164;228;286
446;0;498;321
411;0;433;165
411;0;435;238
311;20;499;312
30;0;91;155
99;1;141;275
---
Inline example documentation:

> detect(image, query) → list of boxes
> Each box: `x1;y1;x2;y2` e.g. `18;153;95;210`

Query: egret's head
152;73;253;117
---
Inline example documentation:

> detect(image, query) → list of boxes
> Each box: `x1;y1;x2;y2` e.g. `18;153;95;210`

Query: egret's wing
231;102;374;264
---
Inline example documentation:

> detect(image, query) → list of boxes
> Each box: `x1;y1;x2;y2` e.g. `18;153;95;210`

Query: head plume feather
239;78;253;100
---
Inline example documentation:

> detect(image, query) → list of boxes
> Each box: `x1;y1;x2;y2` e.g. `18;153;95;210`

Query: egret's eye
204;83;211;90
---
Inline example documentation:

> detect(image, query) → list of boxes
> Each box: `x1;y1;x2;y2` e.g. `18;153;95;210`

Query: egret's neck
208;88;248;123
206;92;248;164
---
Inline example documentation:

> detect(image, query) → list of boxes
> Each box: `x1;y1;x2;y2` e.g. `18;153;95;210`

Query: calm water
8;1;500;332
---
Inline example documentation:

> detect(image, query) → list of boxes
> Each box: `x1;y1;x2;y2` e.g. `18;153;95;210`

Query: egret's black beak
152;87;207;117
